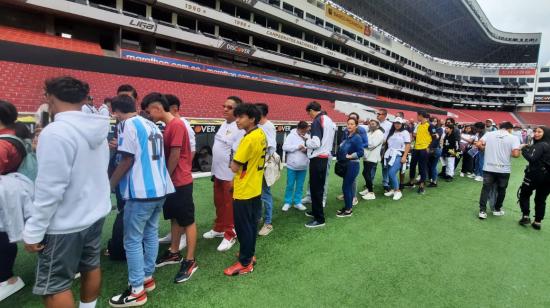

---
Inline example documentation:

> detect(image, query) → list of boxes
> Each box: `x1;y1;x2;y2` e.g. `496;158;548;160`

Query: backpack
0;134;38;181
264;152;282;187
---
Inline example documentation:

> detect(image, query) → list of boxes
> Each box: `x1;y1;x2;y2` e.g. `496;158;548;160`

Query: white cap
393;117;406;124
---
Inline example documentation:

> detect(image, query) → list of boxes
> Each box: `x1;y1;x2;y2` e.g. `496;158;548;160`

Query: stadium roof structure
331;0;541;64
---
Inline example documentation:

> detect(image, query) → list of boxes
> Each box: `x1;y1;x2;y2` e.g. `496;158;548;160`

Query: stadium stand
0;25;103;56
444;109;519;124
516;112;550;127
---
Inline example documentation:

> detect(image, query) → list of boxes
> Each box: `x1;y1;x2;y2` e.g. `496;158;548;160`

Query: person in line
518;126;550;229
141;93;198;283
81;95;97;114
377;109;393;192
23;77;111;308
396;112;411;190
383;117;411;201
427;117;443;187
117;84;139;101
472;122;486;182
203;96;244;252
441;123;460;182
255;103;277;236
282;121;309;212
0;100;26;302
475;122;521;220
304;101;335;228
407;111;438;194
109;95;174;307
360;119;384;200
336;117;364;217
224;103;266;276
459;125;475;177
157;94;197;251
98;97;111;117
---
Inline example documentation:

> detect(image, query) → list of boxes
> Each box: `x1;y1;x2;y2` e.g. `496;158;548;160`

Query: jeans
124;198;165;288
428;148;442;182
310;157;328;223
410;149;429;184
479;171;510;212
474;152;484;177
342;161;360;210
387;155;403;191
519;176;550;222
362;161;377;192
284;168;307;205
234;196;262;266
0;232;17;282
261;178;273;224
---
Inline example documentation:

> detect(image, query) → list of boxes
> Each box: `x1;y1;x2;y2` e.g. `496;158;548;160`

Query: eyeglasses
222;105;233;110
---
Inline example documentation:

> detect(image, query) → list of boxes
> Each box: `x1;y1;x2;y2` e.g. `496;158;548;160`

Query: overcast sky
477;0;550;66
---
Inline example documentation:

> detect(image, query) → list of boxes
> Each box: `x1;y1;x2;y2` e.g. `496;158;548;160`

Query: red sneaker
223;261;254;276
144;277;155;292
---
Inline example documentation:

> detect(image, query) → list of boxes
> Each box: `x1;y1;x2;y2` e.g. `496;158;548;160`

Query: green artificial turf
6;159;550;307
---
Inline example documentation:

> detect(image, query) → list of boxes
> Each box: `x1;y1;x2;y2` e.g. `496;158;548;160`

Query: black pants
310;157;328;224
461;150;474;174
362;161;377;192
479;171;510;212
0;232;17;282
519;176;550;222
234;196;261;266
107;187;126;261
410;149;429;184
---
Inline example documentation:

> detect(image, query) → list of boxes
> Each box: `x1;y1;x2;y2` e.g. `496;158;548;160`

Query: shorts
33;218;105;295
163;183;195;227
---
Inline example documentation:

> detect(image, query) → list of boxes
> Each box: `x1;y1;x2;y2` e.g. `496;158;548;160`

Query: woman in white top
282;121;310;211
383;118;411;201
360;119;384;200
459;125;475;177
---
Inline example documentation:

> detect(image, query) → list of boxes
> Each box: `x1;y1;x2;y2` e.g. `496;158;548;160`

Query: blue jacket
338;133;364;161
343;125;368;148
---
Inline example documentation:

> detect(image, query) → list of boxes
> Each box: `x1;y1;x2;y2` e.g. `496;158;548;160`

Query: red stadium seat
0;26;103;56
444;109;519;125
517;112;550;127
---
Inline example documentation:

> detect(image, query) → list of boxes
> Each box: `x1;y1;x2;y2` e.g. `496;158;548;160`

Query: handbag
335;160;348;177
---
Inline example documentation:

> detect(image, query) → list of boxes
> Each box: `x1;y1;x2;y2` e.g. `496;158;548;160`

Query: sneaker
468;174;476;179
460;172;465;177
362;192;376;200
427;182;437;188
393;191;403;201
478;211;488;219
359;188;370;196
224;261;254;276
336;209;353;218
294;204;307;211
217;237;236;252
305;220;325;228
384;190;395;197
305;211;313;218
352;197;358;206
143;278;155;292
532;221;542;230
258;224;273;236
109;287;147;307
282;204;291;212
174;259;198;283
0;277;25;302
155;250;182;268
518;216;531;226
336;194;344;201
404;182;415;188
203;230;224;239
158;232;172;244
383;186;391;192
301;197;312;204
474;176;483;182
417;187;425;195
492;210;505;217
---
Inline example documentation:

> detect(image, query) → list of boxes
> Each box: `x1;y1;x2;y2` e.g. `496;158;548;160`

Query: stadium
1;0;550;307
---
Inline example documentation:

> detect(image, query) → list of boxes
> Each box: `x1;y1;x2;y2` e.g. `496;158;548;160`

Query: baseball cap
393;117;406;124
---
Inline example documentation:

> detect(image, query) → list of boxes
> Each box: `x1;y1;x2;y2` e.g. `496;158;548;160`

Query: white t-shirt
387;130;411;152
98;104;110;117
380;120;393;140
259;120;277;155
81;104;97;114
212;120;245;181
180;117;196;153
481;130;521;174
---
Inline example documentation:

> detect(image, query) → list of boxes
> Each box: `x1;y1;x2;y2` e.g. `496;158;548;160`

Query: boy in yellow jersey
224;103;267;276
407;110;438;194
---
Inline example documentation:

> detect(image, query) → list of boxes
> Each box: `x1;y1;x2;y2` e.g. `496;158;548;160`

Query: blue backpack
0;134;38;181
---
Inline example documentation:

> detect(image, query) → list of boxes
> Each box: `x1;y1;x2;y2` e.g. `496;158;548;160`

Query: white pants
445;157;455;178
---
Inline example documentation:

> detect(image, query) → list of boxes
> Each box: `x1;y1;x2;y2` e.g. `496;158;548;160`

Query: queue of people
0;75;549;308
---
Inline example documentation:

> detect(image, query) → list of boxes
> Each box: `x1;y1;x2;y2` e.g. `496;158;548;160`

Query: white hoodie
23;111;111;244
282;129;309;170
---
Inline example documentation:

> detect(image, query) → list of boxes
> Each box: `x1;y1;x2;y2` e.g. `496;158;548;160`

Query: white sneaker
352;197;358;206
384;190;395;197
0;277;25;302
217;237;236;252
478;211;488;219
359;188;369;196
203;230;224;239
393;191;403;201
294;204;307;211
282;204;291;212
468;174;476;179
336;194;344;201
362;192;376;200
158;232;172;244
493;210;505;217
460;172;465;177
475;176;483;182
301;197;312;204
